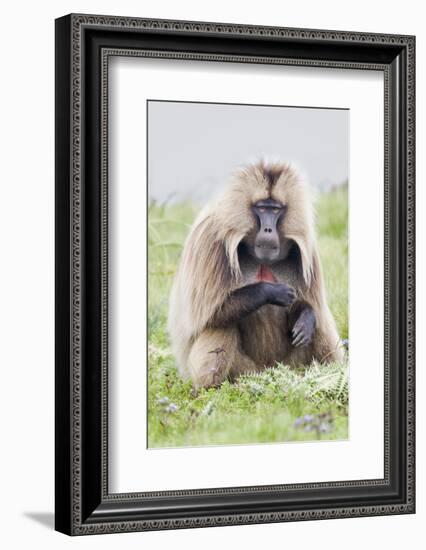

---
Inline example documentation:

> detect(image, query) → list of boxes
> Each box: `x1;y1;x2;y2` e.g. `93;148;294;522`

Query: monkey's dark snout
254;227;280;262
251;199;285;264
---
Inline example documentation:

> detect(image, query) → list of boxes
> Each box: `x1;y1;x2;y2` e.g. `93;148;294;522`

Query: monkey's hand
291;307;316;347
264;282;296;308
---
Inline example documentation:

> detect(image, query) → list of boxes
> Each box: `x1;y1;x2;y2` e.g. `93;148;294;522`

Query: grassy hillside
147;186;348;448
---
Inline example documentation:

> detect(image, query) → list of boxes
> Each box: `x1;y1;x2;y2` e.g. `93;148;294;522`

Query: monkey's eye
272;208;280;214
259;207;266;213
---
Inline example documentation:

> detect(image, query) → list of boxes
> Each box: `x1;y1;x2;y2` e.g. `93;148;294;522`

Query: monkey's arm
288;302;316;347
209;282;295;328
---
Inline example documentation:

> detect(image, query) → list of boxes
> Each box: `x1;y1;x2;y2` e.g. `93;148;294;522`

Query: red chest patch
256;265;277;283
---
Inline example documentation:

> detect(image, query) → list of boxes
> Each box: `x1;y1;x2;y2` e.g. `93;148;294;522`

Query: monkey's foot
193;348;228;389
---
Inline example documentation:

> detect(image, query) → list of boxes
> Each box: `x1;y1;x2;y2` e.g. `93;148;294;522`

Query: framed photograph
55;14;415;535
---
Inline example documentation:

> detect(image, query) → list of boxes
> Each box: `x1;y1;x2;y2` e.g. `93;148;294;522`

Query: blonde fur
168;161;344;387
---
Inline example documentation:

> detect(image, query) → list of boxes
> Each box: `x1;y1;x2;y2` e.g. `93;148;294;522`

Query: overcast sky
148;100;349;204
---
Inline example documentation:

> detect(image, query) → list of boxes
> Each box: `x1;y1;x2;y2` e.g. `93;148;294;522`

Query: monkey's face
244;198;291;265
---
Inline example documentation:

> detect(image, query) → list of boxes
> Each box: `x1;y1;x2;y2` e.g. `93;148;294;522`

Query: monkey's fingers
295;336;309;347
292;327;308;347
291;327;302;344
287;288;297;304
280;287;296;307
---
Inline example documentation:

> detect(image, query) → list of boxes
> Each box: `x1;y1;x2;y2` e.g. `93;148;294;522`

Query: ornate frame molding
55;14;415;535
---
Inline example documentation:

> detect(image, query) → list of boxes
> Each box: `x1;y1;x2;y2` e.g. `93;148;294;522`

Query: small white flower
157;397;170;405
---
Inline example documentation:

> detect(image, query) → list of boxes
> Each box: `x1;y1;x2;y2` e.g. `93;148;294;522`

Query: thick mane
180;214;237;332
167;204;246;374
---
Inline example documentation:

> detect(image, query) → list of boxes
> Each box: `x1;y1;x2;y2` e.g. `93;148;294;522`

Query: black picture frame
55;13;415;536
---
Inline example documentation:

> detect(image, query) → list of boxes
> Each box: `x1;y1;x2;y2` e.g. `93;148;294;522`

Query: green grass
148;186;348;448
